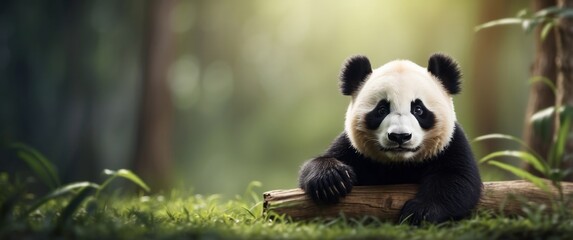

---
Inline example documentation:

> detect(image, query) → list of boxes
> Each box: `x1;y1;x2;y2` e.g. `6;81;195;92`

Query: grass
2;178;573;240
2;144;573;239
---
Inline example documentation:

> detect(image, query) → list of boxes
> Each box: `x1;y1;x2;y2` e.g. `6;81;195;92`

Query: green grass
2;180;573;240
2;144;573;239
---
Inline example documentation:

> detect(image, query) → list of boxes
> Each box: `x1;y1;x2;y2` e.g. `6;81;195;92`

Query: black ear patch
339;55;372;95
427;53;462;95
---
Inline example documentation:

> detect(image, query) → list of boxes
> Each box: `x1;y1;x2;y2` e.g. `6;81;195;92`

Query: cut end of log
263;180;573;221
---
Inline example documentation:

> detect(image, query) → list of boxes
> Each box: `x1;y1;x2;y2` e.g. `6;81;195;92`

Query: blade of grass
98;169;150;197
521;18;544;33
54;186;96;234
545;107;573;168
541;21;555;41
243;181;262;204
558;9;573;17
474;18;523;32
529;76;557;96
531;107;557;142
479;150;548;175
488;161;550;192
15;151;57;190
11;143;61;190
533;6;563;17
474;133;527;146
25;182;100;216
553;116;571;167
473;134;544;161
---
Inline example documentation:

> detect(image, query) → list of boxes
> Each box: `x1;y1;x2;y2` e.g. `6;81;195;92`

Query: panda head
341;53;462;162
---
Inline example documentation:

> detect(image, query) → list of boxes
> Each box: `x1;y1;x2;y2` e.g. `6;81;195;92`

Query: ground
1;182;573;240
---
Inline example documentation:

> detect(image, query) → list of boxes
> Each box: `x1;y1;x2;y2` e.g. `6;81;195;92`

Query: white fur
345;60;456;162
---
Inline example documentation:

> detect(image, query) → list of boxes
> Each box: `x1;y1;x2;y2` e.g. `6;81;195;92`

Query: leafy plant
2;143;151;232
475;6;573;211
474;69;572;194
3;149;573;239
10;143;61;190
475;97;572;209
475;6;573;40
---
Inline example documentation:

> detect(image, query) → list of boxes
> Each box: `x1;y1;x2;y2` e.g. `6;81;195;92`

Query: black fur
299;123;482;225
364;99;390;130
339;55;372;95
427;53;462;95
410;99;435;130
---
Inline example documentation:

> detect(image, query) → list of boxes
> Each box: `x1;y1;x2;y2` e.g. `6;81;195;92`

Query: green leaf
531;107;556;143
488;161;549;192
540;21;555;41
516;9;529;18
25;182;100;215
479;150;548;175
473;133;528;148
102;169;150;192
244;181;262;203
558;9;573;18
553;115;571;166
10;143;61;190
534;6;566;18
474;18;523;32
531;106;573;143
529;76;557;96
523;18;547;34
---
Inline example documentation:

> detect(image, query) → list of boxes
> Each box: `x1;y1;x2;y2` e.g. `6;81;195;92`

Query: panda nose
388;133;412;144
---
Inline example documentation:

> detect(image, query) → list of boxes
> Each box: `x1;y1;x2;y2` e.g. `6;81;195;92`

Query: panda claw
299;158;356;204
322;189;328;199
328;186;335;196
332;186;340;195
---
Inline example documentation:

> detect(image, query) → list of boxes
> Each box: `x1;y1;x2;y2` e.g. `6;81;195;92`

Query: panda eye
377;106;388;115
413;105;424;116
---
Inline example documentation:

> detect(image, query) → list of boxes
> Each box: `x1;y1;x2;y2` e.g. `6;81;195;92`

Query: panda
298;53;482;225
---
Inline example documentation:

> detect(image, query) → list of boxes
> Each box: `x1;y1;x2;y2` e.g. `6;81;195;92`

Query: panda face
343;59;457;162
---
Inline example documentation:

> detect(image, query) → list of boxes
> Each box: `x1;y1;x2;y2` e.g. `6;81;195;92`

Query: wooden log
263;180;573;221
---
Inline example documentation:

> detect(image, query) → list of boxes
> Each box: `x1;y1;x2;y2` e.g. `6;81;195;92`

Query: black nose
388;133;412;144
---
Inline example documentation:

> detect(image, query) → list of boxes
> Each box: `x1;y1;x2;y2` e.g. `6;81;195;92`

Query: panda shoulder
323;132;364;162
438;122;474;163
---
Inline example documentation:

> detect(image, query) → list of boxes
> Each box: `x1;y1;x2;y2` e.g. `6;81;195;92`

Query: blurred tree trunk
524;0;558;174
134;0;177;191
554;0;573;180
525;0;573;180
60;0;99;183
471;1;509;153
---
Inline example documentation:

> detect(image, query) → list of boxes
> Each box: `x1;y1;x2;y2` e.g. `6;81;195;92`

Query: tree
133;0;178;191
523;0;573;180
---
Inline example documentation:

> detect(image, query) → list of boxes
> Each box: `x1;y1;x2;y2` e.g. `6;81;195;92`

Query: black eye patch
411;99;435;130
365;99;390;130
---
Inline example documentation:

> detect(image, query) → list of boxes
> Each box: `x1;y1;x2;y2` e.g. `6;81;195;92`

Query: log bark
263;180;573;221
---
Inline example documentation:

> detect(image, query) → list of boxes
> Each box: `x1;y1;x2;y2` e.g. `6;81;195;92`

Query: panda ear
427;53;462;95
339;55;372;95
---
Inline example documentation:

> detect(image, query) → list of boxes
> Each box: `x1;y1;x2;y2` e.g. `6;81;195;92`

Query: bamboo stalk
263;180;573;221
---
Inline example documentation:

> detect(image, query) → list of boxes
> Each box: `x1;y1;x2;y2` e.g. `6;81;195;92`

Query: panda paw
398;199;449;226
299;158;356;204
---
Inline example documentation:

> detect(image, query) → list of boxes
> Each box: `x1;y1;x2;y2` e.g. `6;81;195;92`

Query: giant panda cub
299;53;482;225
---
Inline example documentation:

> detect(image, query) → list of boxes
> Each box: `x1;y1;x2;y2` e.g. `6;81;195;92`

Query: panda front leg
398;173;482;225
298;157;357;204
